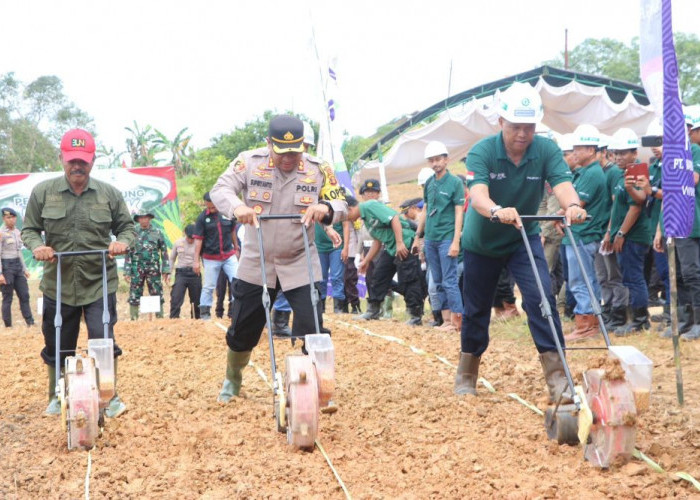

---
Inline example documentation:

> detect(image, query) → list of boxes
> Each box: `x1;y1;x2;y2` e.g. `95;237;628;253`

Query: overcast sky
1;0;698;164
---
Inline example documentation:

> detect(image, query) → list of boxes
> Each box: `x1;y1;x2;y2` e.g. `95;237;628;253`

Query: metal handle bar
53;249;110;257
258;214;303;221
517;215;592;222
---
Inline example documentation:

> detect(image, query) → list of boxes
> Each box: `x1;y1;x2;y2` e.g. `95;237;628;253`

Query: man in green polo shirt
560;125;607;342
22;128;135;417
605;128;652;335
455;82;586;405
412;140;465;332
347;196;424;325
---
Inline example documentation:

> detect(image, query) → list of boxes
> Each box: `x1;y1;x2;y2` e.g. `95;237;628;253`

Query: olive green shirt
462;133;572;257
21;175;135;306
562;161;607;245
359;200;415;257
609;176;651;245
423;171;465;241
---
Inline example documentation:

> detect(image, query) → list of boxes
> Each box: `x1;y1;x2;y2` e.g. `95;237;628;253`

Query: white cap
645;119;663;137
609;128;640;150
424;140;448;159
558;133;574;152
572;124;600;147
417;167;434;186
303;121;315;146
497;82;544;124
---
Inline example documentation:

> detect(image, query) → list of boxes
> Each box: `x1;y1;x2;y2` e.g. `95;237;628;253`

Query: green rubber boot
156;302;164;319
45;364;60;415
130;304;139;321
217;349;252;403
381;293;394;319
105;358;127;418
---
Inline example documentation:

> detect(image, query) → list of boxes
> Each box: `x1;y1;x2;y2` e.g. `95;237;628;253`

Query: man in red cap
22;129;135;417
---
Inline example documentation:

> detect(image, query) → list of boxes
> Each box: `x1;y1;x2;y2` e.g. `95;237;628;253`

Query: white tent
355;66;655;187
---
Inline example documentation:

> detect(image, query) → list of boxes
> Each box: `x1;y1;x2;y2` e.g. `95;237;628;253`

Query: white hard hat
572;124;600;147
645;119;663;137
558;133;574;152
685;105;700;131
417;167;434;186
424;140;448;159
303;121;315;146
497;82;544;124
598;134;610;149
609;128;640;151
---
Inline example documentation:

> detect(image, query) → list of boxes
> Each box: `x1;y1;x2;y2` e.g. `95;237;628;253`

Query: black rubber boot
661;304;693;339
405;308;422;326
651;304;670;324
358;301;381;320
681;306;700;341
607;306;627;330
333;298;346;314
614;307;650;336
350;301;362;314
600;303;612;327
539;351;574;404
271;309;292;337
428;310;443;327
200;306;211;321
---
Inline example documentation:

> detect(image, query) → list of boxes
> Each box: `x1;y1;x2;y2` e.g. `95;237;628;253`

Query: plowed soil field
1;291;700;499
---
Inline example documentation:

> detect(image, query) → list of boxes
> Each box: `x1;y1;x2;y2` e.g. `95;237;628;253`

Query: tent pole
666;237;684;406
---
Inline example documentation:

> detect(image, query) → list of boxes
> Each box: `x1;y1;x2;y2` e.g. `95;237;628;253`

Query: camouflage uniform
125;226;170;314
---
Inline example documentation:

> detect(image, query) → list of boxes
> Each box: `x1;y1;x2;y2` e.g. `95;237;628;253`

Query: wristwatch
616;230;626;238
489;205;503;217
651;186;659;197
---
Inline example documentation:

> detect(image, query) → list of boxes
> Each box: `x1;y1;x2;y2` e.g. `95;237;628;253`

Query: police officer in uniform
0;207;35;327
168;224;202;318
210;115;347;403
124;212;170;319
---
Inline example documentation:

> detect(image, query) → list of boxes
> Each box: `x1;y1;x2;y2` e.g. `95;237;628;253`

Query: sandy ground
1;286;700;499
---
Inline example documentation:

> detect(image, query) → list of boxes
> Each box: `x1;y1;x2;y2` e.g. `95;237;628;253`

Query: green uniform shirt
423;171;465;241
21;175;135;306
124;226;171;275
647;158;663;236
359;200;414;256
687;143;700;238
314;222;343;253
600;163;620;223
609;177;651;245
462;133;572;257
562;161;607;245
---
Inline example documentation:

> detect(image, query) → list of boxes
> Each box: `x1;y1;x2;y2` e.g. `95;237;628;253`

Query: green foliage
191;149;230;203
153;127;194;175
543;33;700;103
0;72;93;172
125;121;163;167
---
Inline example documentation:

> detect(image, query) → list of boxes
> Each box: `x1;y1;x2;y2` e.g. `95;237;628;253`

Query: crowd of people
4;92;700;413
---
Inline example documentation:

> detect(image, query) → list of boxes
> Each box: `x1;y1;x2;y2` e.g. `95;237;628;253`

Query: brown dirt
1;287;700;499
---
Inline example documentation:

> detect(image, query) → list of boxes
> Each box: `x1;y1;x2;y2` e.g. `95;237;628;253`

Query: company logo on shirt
526;176;541;181
489;172;506;180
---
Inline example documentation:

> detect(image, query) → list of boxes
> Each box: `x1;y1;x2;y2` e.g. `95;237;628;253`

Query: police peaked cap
1;207;18;217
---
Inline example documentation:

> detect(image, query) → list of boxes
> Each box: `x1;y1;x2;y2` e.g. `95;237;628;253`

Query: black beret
1;207;18;217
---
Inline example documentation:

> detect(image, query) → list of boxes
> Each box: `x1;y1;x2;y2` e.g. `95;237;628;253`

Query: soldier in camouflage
124;212;170;319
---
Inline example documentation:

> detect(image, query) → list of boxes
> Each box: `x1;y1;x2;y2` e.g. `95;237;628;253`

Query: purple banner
660;0;695;237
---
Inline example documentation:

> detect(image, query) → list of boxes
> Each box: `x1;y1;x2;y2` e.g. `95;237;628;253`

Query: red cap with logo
60;129;96;163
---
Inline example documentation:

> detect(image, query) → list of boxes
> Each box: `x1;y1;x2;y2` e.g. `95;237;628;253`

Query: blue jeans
565;241;601;315
273;292;292;312
616;241;649;309
560;244;576;309
319;249;345;301
427;269;440;312
461;235;564;356
200;255;238;307
424;239;463;313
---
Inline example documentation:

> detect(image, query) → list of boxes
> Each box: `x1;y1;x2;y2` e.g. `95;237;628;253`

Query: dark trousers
170;268;202;318
461;235;564;356
344;259;359;305
368;250;424;312
492;268;516;307
215;269;233;318
41;293;122;367
675;237;700;307
1;258;33;326
226;279;325;352
616;241;649;308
